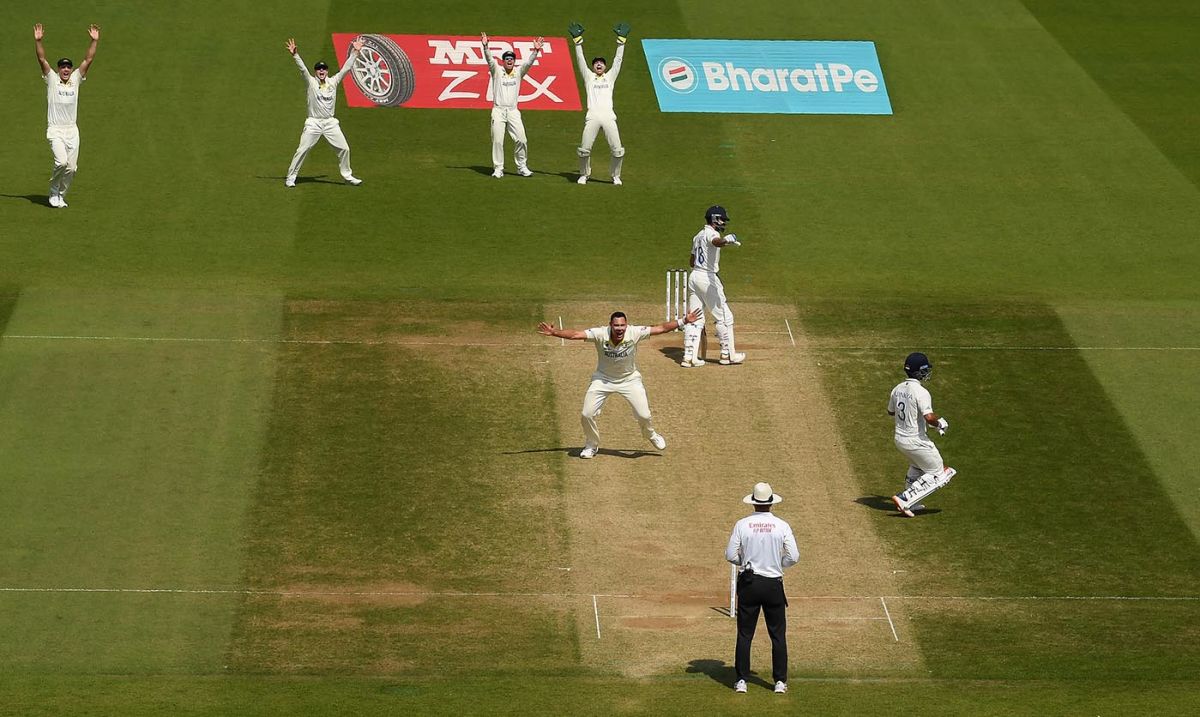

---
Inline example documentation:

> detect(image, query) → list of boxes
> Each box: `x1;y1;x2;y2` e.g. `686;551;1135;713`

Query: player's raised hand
480;32;489;46
286;38;297;55
533;36;544;52
536;322;557;336
351;37;365;53
34;24;45;41
87;24;100;40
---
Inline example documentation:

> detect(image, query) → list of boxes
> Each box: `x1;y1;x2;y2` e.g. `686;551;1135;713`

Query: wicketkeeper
889;352;958;517
568;21;628;185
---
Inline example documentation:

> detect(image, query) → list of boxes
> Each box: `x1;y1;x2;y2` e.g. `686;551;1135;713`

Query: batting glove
936;417;949;435
569;22;585;44
724;233;741;247
614;22;631;44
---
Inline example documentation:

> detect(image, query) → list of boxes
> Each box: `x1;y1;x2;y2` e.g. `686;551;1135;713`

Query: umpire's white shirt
889;379;934;440
691;225;722;274
294;51;357;119
725;513;798;579
45;69;83;127
585;325;650;383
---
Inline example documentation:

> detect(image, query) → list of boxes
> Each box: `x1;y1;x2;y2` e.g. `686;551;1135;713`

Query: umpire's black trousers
734;572;788;683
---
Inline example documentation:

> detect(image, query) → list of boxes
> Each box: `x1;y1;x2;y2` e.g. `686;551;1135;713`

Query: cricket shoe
49;194;64;208
577;175;588;185
679;357;705;368
284;178;296;188
774;682;788;694
345;176;363;186
649;433;666;451
613;177;623;186
734;680;747;694
580;446;597;459
891;494;915;518
719;352;746;365
491;169;504;178
517;167;533;177
942;466;957;482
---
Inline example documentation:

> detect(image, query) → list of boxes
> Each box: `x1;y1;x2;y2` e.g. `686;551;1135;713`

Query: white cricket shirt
45;69;83;127
725;512;799;579
483;45;536;109
889;379;934;439
294;51;358;119
584;325;651;383
575;43;624;118
691;225;722;274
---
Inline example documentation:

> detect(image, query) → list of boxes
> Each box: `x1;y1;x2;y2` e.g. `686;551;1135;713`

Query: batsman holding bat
889;352;958;517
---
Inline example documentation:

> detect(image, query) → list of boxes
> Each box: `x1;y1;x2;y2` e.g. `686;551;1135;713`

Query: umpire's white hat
743;482;782;505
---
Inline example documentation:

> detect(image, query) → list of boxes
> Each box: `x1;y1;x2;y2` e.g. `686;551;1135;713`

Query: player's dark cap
314;61;329;70
904;352;933;380
592;56;607;65
56;58;73;68
501;50;516;60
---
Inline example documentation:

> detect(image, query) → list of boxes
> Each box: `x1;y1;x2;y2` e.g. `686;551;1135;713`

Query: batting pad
896;468;956;508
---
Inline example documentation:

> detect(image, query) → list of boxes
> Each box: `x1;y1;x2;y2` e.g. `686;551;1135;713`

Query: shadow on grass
446;165;499;177
856;495;942;517
256;174;344;186
502;446;661;459
685;658;770;690
0;193;52;207
658;346;713;363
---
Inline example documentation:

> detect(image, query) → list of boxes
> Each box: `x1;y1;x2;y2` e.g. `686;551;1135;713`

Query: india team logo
659;58;697;93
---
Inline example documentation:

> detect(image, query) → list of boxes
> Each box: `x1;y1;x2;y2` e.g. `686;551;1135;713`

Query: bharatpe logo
642;38;892;115
660;58;697;93
332;33;581;110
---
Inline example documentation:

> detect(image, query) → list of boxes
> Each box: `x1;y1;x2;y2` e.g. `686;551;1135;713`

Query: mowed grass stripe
228;299;577;675
805;300;1200;680
0;289;283;673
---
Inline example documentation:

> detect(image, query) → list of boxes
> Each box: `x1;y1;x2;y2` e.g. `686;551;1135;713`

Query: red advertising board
332;33;581;110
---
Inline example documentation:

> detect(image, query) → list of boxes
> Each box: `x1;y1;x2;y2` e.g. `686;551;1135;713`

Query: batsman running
567;21;628;185
538;309;698;458
888;352;958;517
284;36;365;187
681;205;745;368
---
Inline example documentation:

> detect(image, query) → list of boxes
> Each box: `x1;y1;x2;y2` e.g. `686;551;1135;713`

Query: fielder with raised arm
481;33;544;178
681;205;745;368
284;37;365;187
567;21;628;185
34;23;99;209
538;308;698;458
889;352;958;517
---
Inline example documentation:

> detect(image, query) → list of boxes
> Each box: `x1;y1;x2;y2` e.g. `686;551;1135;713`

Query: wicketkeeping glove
614;22;631;44
569;22;585;44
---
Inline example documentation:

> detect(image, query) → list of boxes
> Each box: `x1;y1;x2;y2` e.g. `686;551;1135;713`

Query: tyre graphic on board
352;34;416;107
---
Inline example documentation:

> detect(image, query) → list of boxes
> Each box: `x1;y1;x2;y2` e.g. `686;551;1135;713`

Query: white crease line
1;587;1196;601
880;597;899;642
593;595;602;640
784;318;796;347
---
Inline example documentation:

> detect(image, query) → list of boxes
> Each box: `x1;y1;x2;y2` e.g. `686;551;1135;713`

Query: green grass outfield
1;0;1198;714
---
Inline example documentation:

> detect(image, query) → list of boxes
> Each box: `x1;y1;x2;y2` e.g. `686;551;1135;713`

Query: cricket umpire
725;482;798;694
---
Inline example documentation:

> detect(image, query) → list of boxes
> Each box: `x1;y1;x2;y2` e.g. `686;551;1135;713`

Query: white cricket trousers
580;376;656;450
894;436;945;480
47;125;80;198
491;107;528;171
683;271;737;358
577;114;624;179
287;117;354;181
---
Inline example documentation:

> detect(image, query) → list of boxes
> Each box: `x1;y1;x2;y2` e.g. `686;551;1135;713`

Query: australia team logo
659;58;697;93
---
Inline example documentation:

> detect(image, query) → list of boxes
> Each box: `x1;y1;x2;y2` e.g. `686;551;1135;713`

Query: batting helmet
705;205;730;229
904;352;932;381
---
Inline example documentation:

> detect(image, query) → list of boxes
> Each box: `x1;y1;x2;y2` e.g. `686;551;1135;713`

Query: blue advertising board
641;39;892;115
